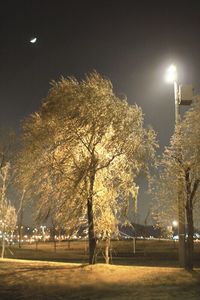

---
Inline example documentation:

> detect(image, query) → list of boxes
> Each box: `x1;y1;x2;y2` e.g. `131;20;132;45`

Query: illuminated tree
12;140;32;248
20;72;157;264
0;129;17;258
150;98;200;270
0;162;17;258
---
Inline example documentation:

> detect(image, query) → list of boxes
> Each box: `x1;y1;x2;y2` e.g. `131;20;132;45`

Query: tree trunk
177;191;186;268
105;238;110;264
185;168;195;271
18;189;25;249
1;232;5;259
87;198;96;264
52;225;57;253
186;206;194;270
87;159;96;264
18;225;23;249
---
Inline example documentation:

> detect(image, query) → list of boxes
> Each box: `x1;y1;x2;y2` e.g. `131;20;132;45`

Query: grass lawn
3;239;200;267
0;258;200;300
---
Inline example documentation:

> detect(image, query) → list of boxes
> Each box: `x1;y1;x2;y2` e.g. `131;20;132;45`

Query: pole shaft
174;81;180;124
174;81;186;267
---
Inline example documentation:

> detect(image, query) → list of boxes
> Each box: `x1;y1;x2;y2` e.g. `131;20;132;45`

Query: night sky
1;0;200;223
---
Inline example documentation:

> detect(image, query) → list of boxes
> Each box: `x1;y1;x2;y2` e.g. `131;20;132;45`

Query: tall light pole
165;64;186;267
165;64;180;123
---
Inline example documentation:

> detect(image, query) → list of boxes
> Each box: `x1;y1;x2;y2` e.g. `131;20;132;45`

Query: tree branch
190;178;200;204
96;150;123;171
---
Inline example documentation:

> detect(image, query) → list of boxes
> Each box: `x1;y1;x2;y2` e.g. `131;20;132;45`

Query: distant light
165;64;177;83
30;37;37;44
172;220;178;227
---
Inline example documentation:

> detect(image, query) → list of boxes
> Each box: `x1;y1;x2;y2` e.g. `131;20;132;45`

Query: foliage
0;162;17;258
19;72;157;263
150;99;200;224
150;97;200;269
0;129;17;258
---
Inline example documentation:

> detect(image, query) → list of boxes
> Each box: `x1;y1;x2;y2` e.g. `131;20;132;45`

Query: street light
172;220;178;249
165;64;186;267
165;65;177;83
172;220;178;227
165;64;180;124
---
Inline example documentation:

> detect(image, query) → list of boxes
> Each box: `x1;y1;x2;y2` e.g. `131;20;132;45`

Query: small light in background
165;64;177;83
172;220;178;227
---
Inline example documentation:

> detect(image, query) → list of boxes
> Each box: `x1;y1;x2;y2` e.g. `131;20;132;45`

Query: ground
3;239;200;267
1;240;200;299
0;259;200;300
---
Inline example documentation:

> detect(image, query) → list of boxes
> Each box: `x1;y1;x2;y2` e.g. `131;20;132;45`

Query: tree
0;162;17;258
16;188;26;248
20;72;157;264
150;98;200;270
0;129;17;258
14;139;39;248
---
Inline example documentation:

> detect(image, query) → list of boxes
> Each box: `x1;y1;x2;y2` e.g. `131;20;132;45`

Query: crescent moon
30;37;37;44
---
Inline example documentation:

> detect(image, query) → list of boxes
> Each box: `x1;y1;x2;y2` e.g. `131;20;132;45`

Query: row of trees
150;97;200;270
0;72;199;269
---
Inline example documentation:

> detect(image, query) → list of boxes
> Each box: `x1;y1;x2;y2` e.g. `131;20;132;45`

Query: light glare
172;220;178;227
165;64;177;83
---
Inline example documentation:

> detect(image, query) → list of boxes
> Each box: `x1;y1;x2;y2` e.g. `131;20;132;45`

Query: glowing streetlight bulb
172;220;178;227
165;64;177;83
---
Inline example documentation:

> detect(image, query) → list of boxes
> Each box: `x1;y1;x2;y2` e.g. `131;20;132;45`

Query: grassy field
0;258;200;300
3;239;200;267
